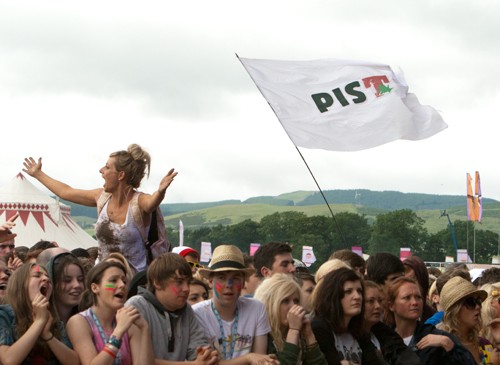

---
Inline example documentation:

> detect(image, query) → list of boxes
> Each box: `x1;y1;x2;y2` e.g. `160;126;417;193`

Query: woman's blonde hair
254;273;301;352
310;259;351;310
438;296;483;342
110;143;151;189
104;252;134;284
479;282;500;343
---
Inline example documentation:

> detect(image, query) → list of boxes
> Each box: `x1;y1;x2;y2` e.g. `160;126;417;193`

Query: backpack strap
130;192;148;244
97;191;112;216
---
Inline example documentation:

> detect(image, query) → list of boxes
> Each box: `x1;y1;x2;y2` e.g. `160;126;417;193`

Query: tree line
165;209;500;272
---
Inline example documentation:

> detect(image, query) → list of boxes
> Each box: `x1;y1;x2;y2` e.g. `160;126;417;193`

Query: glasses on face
463;296;482;310
0;245;14;250
187;261;203;269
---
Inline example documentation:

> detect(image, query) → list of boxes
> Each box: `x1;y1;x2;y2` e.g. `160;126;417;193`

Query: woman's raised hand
158;168;178;194
115;306;141;335
31;293;50;325
287;304;306;331
23;157;43;177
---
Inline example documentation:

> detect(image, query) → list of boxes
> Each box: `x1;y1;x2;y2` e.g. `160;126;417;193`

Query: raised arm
23;157;102;206
138;168;177;214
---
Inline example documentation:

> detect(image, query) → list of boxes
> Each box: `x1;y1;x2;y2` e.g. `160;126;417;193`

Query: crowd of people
1;144;500;364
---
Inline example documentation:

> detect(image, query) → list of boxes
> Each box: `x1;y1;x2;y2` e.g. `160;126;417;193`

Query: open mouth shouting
40;283;51;297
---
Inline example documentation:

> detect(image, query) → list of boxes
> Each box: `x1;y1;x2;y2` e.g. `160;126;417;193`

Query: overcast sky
1;0;498;205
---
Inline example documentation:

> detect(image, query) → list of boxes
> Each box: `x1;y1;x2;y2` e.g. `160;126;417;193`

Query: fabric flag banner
179;220;184;246
239;57;447;151
302;245;316;267
457;249;471;263
400;247;412;261
351;246;363;257
250;243;261;256
467;172;482;222
200;242;212;263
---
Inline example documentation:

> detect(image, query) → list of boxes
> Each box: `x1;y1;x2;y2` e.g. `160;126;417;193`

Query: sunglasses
463;296;482;310
187;261;203;269
0;245;14;250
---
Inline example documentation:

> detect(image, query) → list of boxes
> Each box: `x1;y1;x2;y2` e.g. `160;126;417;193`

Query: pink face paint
104;283;116;291
215;281;224;299
34;265;40;273
171;286;179;295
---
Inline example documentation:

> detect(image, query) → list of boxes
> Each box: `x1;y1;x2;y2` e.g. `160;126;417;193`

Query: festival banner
351;246;363;257
179;220;184;246
400;247;412;261
249;243;261;256
457;249;471;263
239;57;447;151
302;245;316;267
200;242;212;263
467;171;482;222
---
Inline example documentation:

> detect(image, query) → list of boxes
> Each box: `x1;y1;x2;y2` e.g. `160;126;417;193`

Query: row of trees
166;210;499;271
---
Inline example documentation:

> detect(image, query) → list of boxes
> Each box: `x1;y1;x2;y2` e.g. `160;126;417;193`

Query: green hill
66;190;500;236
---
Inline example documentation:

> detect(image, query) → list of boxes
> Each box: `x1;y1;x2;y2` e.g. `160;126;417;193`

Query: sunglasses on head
187;261;203;269
463;296;482;310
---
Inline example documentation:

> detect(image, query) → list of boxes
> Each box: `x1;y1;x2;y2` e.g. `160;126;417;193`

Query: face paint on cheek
234;280;242;291
215;281;224;299
104;283;116;292
171;286;179;295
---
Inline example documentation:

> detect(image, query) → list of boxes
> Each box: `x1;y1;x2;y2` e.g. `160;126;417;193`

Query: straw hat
440;276;487;312
198;245;255;279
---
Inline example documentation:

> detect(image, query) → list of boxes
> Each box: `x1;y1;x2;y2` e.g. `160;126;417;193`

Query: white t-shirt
333;332;362;364
193;297;270;359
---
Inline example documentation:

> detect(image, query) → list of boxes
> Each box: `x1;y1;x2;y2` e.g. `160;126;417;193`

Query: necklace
90;308;121;365
211;299;239;359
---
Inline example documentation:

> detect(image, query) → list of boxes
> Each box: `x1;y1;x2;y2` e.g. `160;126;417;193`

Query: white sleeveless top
95;199;148;272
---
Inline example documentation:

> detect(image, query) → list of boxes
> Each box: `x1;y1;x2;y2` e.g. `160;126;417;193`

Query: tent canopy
0;173;97;250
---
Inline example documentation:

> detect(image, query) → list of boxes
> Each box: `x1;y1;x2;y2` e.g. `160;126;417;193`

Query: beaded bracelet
108;335;122;349
102;347;117;359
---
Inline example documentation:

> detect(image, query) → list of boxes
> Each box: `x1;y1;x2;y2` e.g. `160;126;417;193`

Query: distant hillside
65;189;499;234
298;189;497;210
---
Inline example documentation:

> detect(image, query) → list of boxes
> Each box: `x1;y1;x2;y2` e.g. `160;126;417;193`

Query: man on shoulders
125;253;217;365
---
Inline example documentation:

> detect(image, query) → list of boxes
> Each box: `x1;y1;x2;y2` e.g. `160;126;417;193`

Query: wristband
289;327;301;331
106;344;119;354
108;335;122;349
42;333;54;342
102;347;117;359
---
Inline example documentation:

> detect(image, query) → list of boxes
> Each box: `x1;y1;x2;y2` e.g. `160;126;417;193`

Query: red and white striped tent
0;173;96;250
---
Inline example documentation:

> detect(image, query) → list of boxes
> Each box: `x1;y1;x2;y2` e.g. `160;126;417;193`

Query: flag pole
236;53;347;246
294;146;348;245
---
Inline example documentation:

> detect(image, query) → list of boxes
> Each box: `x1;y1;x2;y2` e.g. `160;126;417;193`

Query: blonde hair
311;259;350;310
254;274;301;352
479;282;500;343
104;252;134;284
438;298;482;343
314;258;350;283
110;144;151;189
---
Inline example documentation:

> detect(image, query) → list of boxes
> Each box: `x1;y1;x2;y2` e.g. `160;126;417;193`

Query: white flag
179;220;184;246
239;57;447;151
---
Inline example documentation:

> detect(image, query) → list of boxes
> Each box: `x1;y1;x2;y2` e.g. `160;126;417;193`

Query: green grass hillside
69;191;500;237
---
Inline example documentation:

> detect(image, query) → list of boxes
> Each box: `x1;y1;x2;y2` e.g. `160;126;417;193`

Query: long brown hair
7;263;61;357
